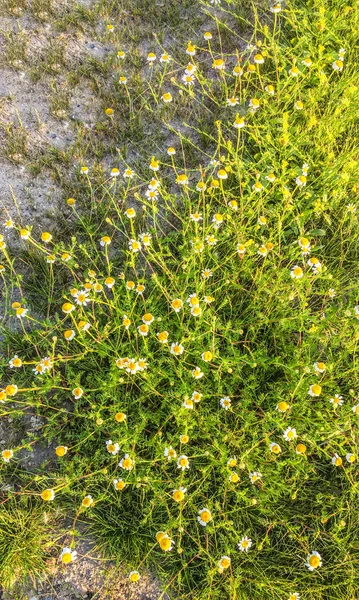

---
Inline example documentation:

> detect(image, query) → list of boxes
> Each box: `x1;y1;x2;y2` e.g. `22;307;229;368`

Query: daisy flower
41;488;55;501
60;548;77;564
332;453;342;466
314;361;326;374
198;508;212;526
170;342;184;356
2;449;13;462
9;355;22;368
306;551;322;571
330;394;343;407
233;115;246;128
113;478;126;491
218;556;231;572
249;471;262;484
164;446;177;461
106;440;120;455
157;532;174;551
157;331;169;343
308;384;322;397
172;486;187;502
119;454;134;470
346;453;356;463
129;239;141;252
238;536;252;552
55;446;68;457
220;396;231;410
192;367;204;379
291;266;303;279
82;495;94;508
177;454;190;470
283;427;297;441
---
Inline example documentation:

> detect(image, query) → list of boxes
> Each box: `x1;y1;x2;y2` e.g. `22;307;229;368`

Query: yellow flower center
309;555;321;568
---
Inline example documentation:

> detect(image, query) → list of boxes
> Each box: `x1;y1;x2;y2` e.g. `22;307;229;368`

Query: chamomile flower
119;454;134;470
129;571;140;582
227;456;237;467
75;290;90;306
186;42;196;56
72;387;83;399
226;97;239;106
309;384;322;397
190;212;203;222
229;472;239;483
220;396;231;410
265;84;275;95
291;266;304;279
55;445;68;457
233;115;246;128
170;342;184;356
4;218;14;228
198;508;212;526
332;453;343;466
347;204;357;213
265;172;276;183
306;551;322;570
157;532;174;551
105;277;115;289
307;257;322;273
191;305;202;317
298;237;311;254
270;2;282;12
177;173;189;185
137;324;149;336
9;355;22;368
172;486;187;502
238;536;252;552
283;427;297;441
162;92;173;103
212;58;225;70
2;449;13;462
212;213;224;227
164;446;177;461
201;269;213;279
5;384;18;396
183;398;194;409
192;367;204;379
295;100;304;110
237;243;246;256
346;453;356;463
182;74;195;85
218;556;231;572
288;593;300;600
106;440;120;455
233;64;244;76
252;181;264;192
201;351;213;362
289;65;300;77
196;181;206;192
332;59;343;71
249;98;260;110
249;471;262;484
129;239;141;252
352;405;359;415
270;442;282;454
296;443;307;454
296;174;307;186
177;454;190;470
100;236;111;246
60;548;77;564
314;362;326;374
160;53;171;63
41;488;55;501
147;52;156;62
113;478;126;491
82;495;94;508
328;288;336;298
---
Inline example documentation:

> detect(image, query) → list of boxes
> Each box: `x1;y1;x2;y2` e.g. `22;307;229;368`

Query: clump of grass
1;0;359;598
0;498;58;589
